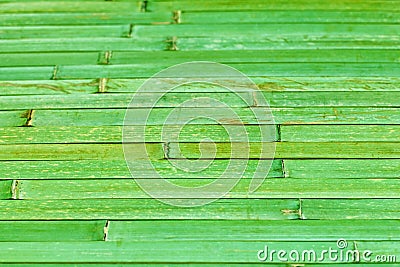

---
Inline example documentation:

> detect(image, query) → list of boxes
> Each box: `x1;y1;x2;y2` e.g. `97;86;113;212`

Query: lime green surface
0;0;399;265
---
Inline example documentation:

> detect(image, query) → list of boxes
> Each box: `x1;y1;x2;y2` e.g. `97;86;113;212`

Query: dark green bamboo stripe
15;178;400;200
284;159;400;179
0;220;106;241
302;199;400;219
2;77;400;96
0;199;300;220
107;219;400;241
26;107;400;126
0;25;131;39
281;125;400;142
0;159;284;180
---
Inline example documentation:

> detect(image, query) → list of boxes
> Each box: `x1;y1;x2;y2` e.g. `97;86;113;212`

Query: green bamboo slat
0;66;54;80
0;92;255;109
0;159;284;180
29;107;400;126
181;10;400;24
265;92;400;107
178;37;400;50
2;77;400;96
0;80;99;95
0;38;165;53
106;77;400;93
0;52;100;67
150;0;400;12
1;142;399;161
133;24;400;38
0;125;277;144
0;199;300;220
0;220;106;241
0;25;131;39
15;178;400;200
0;180;12;199
284;159;400;178
2;63;398;80
0;111;27;127
281;125;400;142
0;144;161;160
0;241;354;263
109;50;400;64
0;12;171;26
1;0;398;12
302;199;400;219
0;1;140;13
4;91;400;110
169;142;400;159
107;220;400;241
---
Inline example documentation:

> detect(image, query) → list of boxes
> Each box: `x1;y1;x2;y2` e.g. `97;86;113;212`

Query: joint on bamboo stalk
163;142;170;158
166;36;178;51
11;180;20;200
23;109;35;127
173;10;182;24
51;65;58;80
103;220;110;241
98;51;113;65
140;0;148;12
98;78;108;93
